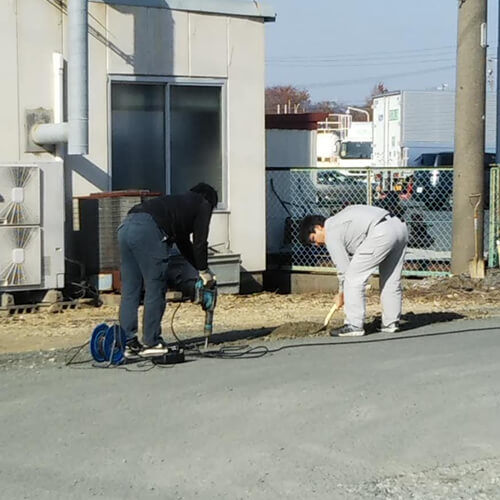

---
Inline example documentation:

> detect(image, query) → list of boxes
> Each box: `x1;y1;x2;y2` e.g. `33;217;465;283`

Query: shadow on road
365;311;465;335
179;311;480;348
171;327;273;348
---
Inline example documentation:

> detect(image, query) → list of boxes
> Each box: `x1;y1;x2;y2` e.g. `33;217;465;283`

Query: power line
267;46;498;65
294;64;455;89
266;44;459;61
268;57;456;69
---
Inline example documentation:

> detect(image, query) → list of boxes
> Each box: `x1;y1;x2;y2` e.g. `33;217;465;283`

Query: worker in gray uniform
299;205;408;336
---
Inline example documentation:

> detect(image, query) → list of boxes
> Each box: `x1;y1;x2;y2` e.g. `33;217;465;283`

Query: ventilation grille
0;166;41;225
0;226;42;286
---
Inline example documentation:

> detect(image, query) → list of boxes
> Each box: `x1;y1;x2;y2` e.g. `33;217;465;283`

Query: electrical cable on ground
65;302;496;370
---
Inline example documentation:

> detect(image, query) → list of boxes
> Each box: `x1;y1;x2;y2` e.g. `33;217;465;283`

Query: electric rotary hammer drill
194;278;218;348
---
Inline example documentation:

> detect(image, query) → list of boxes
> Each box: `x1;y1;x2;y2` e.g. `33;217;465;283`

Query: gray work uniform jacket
324;205;390;292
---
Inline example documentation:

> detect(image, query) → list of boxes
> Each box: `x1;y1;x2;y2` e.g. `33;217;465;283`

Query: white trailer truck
372;90;497;167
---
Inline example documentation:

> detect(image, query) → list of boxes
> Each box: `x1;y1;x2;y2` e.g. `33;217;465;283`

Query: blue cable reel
90;323;127;365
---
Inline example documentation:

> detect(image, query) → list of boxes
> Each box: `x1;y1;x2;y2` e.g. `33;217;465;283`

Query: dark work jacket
129;192;213;270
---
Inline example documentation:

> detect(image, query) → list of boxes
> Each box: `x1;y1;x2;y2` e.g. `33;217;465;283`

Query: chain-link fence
266;167;500;277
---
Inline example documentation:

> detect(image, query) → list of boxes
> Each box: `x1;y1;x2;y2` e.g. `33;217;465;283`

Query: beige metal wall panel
189;13;228;77
132;8;174;74
226;18;266;272
266;130;317;167
0;0;20;160
106;6;188;76
17;0;62;161
209;213;230;252
106;5;135;73
88;4;108;172
169;10;190;75
72;170;100;198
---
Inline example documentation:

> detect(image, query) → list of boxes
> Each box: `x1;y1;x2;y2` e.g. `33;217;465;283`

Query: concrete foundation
264;270;382;294
240;271;264;294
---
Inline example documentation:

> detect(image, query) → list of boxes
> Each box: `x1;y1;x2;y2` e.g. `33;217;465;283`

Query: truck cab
339;140;372;162
338;121;373;174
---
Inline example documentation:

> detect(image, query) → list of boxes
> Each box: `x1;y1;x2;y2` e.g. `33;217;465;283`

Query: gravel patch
337;458;500;499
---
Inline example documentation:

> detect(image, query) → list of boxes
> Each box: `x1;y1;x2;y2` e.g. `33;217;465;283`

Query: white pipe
32;0;88;155
31;53;68;146
67;0;88;155
53;53;64;124
347;106;370;122
53;52;65;160
32;122;69;144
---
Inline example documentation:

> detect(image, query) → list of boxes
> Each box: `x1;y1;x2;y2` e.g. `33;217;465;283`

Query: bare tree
365;82;389;106
265;85;311;114
362;82;389;119
308;100;345;114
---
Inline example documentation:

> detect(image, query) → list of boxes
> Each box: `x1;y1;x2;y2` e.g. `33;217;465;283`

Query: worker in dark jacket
118;183;218;357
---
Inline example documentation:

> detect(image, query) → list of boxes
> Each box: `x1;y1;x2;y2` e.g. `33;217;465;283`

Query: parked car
314;170;367;209
412;152;496;210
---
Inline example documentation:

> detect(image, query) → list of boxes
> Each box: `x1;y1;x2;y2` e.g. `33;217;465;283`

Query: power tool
194;278;218;348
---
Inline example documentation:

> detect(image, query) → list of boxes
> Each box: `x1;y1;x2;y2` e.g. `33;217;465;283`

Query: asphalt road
1;317;500;499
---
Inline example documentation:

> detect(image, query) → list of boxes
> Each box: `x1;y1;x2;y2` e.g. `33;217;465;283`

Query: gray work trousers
118;213;169;347
344;216;408;329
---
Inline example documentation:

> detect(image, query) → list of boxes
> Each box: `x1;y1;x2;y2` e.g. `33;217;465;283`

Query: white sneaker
380;323;399;334
330;324;365;337
141;341;169;357
124;337;143;359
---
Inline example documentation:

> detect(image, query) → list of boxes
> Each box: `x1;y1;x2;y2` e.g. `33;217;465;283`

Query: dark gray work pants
118;213;169;347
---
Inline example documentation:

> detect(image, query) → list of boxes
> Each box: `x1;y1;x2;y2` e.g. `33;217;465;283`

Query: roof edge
90;0;276;21
265;113;330;131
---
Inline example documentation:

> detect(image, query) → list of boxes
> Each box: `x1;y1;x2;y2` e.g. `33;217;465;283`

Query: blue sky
265;0;499;105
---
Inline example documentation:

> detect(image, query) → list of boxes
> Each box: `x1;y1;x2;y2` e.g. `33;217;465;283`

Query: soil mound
269;321;325;339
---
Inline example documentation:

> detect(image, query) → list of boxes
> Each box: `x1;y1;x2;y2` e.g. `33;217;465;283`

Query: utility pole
497;2;500;165
452;0;488;275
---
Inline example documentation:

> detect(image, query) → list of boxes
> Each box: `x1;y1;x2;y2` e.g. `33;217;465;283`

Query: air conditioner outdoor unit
0;162;65;292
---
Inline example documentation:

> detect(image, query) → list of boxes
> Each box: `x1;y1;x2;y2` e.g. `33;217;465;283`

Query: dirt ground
1;273;499;355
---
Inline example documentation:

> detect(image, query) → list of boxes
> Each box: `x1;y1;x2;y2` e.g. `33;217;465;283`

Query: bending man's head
190;183;219;209
299;214;327;246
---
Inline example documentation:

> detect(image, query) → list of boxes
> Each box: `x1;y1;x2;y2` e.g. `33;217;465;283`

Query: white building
0;0;275;299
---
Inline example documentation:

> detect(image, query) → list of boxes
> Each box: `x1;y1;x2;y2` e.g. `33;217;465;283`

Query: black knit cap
190;183;218;208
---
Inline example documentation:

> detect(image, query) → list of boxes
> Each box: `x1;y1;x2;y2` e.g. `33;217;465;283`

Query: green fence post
488;167;499;268
367;168;372;206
